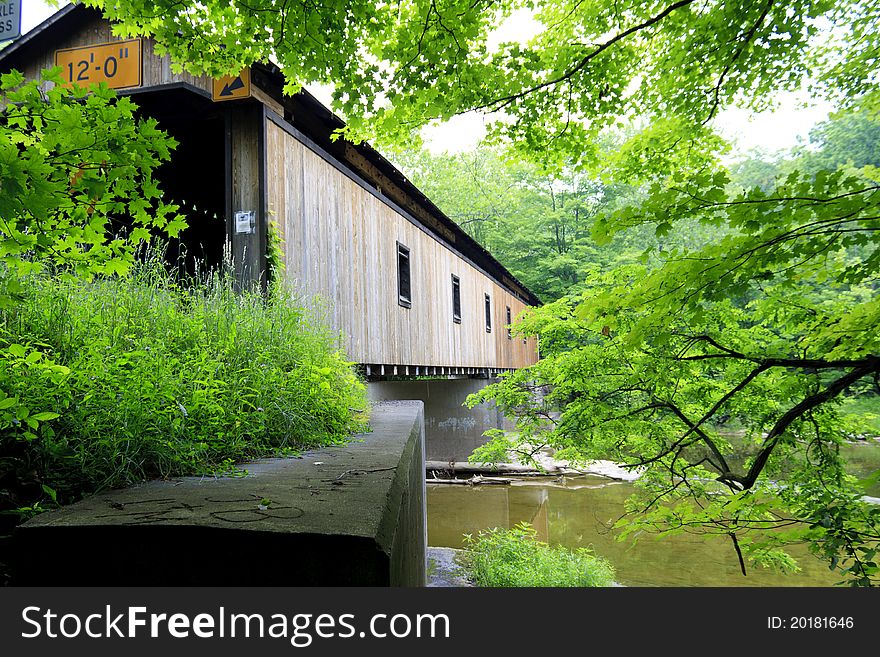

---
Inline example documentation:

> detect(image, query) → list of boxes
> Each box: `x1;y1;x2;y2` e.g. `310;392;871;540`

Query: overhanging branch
470;0;698;112
723;361;880;490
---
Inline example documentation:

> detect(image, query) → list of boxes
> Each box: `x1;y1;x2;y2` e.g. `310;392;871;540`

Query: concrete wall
368;378;512;462
11;402;426;587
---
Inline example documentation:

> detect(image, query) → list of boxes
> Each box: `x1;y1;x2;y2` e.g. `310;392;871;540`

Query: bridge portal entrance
129;87;227;277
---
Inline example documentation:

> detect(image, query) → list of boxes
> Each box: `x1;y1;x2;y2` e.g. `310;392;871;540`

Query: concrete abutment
12;402;426;586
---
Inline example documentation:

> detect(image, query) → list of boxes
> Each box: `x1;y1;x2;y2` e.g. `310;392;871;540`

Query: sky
20;0;57;36
20;1;834;157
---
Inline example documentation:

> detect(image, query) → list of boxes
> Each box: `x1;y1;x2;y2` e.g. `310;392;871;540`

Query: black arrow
220;76;245;96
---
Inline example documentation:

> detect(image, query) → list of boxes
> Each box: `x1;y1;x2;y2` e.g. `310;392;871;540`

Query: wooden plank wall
265;117;539;370
14;14;213;95
227;105;265;289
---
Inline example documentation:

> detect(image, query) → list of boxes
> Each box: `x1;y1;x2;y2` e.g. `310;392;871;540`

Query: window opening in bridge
452;274;461;323
506;306;512;339
397;242;411;308
485;293;492;332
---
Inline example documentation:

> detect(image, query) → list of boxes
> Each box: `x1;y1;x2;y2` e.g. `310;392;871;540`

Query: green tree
796;109;880;176
0;69;181;299
85;0;876;165
470;159;880;583
86;0;880;583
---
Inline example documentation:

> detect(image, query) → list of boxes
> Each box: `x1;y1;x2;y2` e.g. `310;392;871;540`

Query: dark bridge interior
126;86;227;277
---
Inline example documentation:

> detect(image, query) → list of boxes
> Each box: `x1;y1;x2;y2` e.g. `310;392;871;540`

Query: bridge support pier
367;377;511;462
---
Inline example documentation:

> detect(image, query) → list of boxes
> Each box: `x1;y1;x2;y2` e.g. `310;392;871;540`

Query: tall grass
460;522;616;587
0;257;368;507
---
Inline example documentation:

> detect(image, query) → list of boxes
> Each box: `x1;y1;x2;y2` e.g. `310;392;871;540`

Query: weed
459;522;616;587
0;256;368;515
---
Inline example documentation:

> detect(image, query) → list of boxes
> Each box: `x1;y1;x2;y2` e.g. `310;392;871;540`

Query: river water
427;441;880;587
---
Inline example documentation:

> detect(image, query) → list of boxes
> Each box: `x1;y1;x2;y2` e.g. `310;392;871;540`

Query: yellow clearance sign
212;68;251;102
55;39;142;90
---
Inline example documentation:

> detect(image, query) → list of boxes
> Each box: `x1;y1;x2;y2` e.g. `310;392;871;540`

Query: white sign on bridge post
0;1;21;43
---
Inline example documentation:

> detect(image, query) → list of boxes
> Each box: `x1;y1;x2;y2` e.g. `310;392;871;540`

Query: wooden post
225;103;266;291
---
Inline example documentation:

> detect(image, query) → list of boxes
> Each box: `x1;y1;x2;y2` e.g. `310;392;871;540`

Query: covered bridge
0;5;540;379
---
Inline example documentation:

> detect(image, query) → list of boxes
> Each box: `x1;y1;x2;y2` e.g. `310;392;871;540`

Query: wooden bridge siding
265;119;538;369
16;15;213;95
228;104;265;288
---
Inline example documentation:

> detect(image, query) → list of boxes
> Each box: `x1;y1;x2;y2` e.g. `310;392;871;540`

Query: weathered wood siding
15;14;212;95
265;115;539;369
227;105;265;289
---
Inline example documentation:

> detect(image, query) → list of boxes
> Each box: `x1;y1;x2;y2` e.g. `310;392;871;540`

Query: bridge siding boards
265;120;536;369
5;5;539;372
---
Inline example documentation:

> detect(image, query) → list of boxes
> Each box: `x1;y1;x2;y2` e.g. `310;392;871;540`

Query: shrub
460;522;616;587
0;258;368;514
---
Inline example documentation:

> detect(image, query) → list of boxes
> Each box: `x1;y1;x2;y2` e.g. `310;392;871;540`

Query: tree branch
659;400;735;482
729;531;747;576
727;361;880;489
470;0;698;112
684;363;769;435
704;0;775;123
677;354;879;369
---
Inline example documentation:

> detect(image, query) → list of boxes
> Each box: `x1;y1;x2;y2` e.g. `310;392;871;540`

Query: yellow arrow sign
212;68;251;102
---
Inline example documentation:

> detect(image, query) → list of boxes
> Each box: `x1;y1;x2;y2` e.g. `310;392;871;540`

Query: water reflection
427;477;844;587
842;441;880;497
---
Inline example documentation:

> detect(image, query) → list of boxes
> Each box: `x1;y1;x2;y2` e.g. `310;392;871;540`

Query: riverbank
427;547;472;587
426;448;642;484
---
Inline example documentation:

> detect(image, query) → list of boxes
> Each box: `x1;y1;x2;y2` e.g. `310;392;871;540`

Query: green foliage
0;69;181;300
459;522;616;587
85;0;878;168
798;108;880;174
0;256;367;514
75;0;880;584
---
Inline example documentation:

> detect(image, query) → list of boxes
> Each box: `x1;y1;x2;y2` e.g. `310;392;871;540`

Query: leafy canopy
82;0;880;583
0;68;182;303
86;0;876;162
